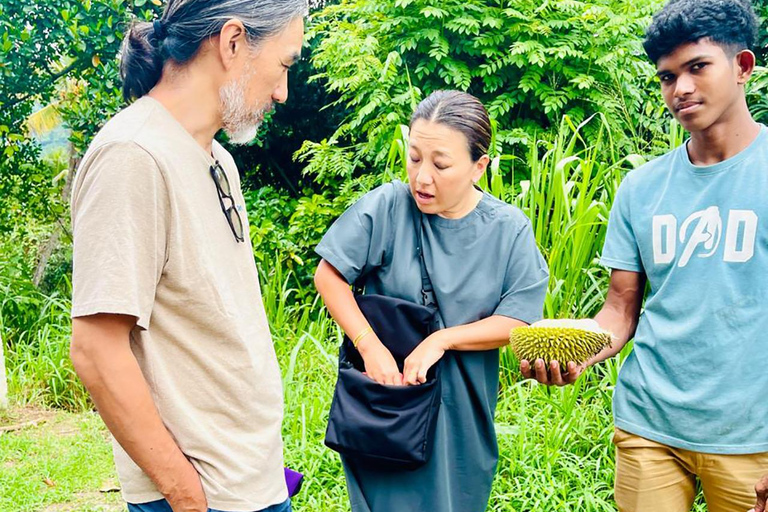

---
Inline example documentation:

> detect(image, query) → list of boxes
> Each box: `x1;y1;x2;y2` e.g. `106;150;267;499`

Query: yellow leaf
151;0;162;5
26;103;62;137
92;55;101;67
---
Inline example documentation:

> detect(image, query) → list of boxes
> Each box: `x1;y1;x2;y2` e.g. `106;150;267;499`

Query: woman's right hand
357;334;404;386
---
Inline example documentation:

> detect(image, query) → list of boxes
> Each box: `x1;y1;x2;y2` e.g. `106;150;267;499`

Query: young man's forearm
71;315;205;511
591;307;637;364
590;270;645;365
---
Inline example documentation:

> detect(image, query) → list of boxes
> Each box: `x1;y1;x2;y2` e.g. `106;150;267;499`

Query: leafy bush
246;181;371;297
1;230;85;411
0;0;156;231
302;0;667;187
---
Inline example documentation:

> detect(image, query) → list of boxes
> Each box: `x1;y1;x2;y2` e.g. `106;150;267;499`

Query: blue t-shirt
601;126;768;454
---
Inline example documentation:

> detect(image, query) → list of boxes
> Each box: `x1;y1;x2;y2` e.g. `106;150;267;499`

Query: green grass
0;406;122;512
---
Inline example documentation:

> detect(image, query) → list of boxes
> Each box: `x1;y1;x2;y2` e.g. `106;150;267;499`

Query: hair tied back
153;20;166;40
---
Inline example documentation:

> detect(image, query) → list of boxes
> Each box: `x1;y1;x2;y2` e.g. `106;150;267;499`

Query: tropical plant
0;0;159;232
301;0;667;188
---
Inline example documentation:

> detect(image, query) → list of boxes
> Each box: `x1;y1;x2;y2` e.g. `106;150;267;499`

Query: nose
272;73;289;104
415;166;435;186
674;72;695;98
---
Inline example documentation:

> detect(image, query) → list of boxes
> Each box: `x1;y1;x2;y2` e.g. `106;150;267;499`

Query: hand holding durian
511;319;614;386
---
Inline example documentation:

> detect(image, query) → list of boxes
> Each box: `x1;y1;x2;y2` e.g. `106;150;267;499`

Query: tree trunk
33;149;77;288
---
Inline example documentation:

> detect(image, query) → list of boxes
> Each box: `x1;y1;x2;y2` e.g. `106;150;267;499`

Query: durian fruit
509;323;611;367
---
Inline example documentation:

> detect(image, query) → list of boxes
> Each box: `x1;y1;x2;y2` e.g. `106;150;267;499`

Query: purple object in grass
284;467;304;497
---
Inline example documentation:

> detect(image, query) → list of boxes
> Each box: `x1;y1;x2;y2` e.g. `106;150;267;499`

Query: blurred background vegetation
1;0;767;510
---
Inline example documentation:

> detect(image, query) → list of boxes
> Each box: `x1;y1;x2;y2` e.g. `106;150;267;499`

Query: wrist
356;333;382;356
429;330;452;351
154;453;198;497
351;326;373;347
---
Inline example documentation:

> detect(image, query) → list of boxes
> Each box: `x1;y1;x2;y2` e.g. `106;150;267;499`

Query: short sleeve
71;141;169;330
315;183;398;284
493;219;549;324
600;176;643;272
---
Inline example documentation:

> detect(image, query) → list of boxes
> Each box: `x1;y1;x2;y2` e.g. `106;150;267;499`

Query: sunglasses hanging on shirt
209;161;245;243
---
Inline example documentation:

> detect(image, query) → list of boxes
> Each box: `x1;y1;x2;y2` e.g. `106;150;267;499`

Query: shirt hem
493;310;542;326
123;488;289;511
72;302;148;330
614;417;768;455
315;247;358;285
599;258;643;273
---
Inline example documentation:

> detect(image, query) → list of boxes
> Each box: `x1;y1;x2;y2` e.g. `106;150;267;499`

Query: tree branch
4;59;82;110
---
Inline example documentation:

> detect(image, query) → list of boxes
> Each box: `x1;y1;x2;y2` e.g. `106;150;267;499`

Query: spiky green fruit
509;326;611;367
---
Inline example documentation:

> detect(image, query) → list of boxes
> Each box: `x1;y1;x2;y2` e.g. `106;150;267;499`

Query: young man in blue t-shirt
521;0;768;510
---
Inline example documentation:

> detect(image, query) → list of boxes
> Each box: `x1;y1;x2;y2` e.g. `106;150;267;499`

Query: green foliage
0;0;149;232
305;0;667;185
1;230;85;411
753;0;768;63
246;179;377;297
510;115;635;319
748;66;768;125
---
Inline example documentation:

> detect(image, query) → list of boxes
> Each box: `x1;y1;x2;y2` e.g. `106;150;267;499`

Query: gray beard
219;71;269;145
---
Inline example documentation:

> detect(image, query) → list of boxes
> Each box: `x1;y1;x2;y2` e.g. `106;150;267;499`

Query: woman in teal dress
314;90;549;512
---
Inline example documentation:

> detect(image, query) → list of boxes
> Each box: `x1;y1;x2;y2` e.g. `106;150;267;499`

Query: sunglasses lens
227;207;244;240
213;164;231;196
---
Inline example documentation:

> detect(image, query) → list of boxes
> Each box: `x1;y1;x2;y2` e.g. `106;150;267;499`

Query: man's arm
521;269;646;385
592;269;646;362
70;314;206;512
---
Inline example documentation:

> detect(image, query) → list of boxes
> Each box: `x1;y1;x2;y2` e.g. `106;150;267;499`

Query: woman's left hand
403;332;450;385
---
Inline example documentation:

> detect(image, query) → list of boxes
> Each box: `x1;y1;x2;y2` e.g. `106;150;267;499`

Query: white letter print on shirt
652;215;677;264
724;210;758;263
678;206;722;267
652;208;758;267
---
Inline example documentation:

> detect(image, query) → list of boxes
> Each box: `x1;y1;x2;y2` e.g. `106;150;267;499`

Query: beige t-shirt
70;97;286;511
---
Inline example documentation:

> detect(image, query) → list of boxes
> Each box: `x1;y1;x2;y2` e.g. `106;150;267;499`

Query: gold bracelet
352;326;373;347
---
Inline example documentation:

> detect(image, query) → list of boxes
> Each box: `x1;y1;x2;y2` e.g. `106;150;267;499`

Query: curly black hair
643;0;759;64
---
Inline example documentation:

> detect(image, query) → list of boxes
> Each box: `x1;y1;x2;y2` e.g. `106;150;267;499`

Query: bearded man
69;2;306;511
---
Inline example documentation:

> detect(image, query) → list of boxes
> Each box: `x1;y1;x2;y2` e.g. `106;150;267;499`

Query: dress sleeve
70;141;169;330
600;176;643;272
315;183;398;285
493;219;549;324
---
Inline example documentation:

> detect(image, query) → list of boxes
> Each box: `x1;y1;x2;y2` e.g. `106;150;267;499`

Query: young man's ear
735;49;756;85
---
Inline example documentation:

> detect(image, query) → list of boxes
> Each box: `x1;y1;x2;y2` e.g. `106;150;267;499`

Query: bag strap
410;199;439;311
352;195;440;314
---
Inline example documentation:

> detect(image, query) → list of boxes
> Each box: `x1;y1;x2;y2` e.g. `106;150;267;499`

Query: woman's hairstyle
643;0;758;64
410;90;491;162
120;0;308;101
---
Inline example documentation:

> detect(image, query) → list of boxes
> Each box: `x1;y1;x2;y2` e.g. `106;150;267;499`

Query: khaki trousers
613;428;768;512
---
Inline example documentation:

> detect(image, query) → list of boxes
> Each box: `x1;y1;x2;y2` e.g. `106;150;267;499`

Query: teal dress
316;181;548;512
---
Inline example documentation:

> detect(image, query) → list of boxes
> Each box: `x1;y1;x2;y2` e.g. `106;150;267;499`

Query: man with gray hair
68;1;306;511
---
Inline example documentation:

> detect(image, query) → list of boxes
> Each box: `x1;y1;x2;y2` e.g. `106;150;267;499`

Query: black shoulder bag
324;203;442;470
